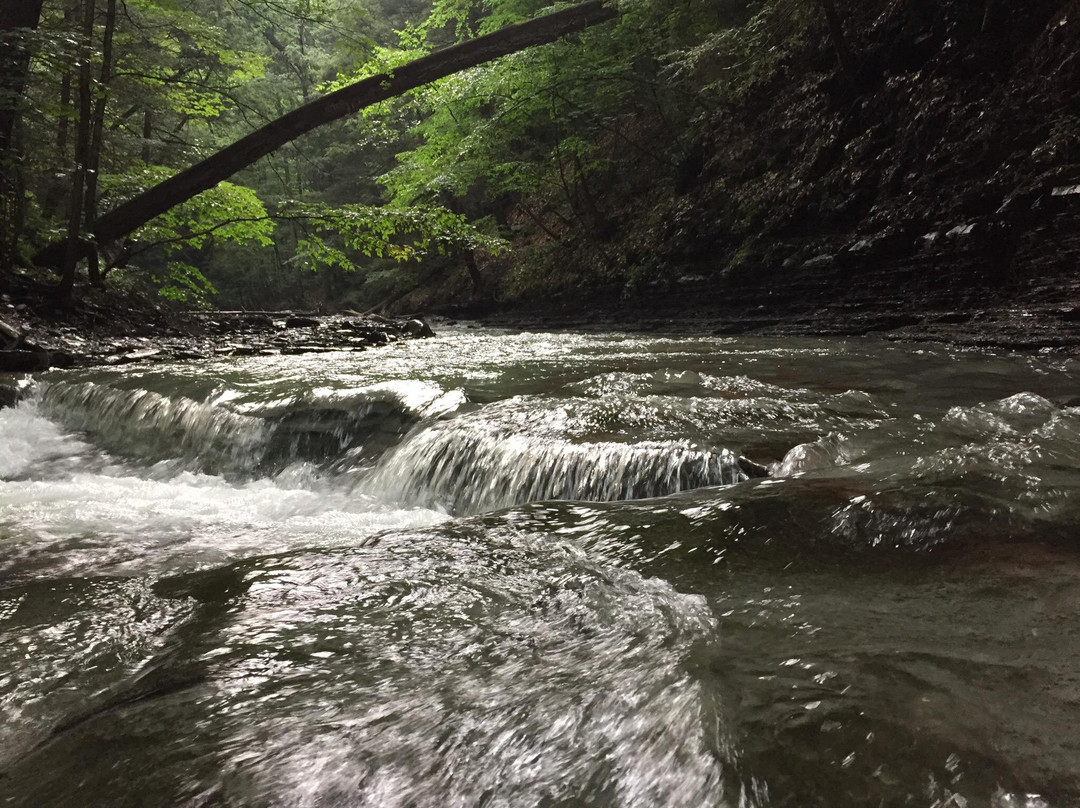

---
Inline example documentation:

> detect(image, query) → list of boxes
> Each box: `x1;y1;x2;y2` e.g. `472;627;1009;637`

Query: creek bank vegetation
0;0;1077;349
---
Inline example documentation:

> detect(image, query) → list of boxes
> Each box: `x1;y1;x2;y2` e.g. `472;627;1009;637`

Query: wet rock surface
433;0;1080;352
475;187;1080;351
0;290;435;374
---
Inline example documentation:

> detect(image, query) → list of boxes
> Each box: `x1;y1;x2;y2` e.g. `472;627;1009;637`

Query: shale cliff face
482;0;1080;347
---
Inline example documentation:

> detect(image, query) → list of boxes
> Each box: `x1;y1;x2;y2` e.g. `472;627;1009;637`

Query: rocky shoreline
467;182;1080;353
3;236;1078;391
0;285;435;376
472;294;1080;353
3;293;1076;389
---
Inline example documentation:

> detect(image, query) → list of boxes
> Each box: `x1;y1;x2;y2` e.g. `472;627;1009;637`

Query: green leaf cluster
101;166;275;251
14;0;813;309
283;200;507;272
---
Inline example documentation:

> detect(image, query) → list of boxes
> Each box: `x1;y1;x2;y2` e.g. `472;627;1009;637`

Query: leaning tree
31;0;617;304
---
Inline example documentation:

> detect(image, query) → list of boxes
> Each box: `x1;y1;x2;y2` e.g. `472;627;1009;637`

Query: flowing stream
2;329;1080;807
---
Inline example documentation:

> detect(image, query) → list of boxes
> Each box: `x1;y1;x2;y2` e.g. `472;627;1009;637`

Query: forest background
0;0;1077;325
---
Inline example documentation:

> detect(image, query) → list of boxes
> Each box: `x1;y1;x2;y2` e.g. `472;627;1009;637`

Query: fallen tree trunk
35;1;616;270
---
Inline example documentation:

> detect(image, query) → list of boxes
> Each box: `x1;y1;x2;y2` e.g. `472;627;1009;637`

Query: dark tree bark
0;2;47;30
57;74;73;158
41;4;79;220
41;71;74;219
59;0;96;305
84;0;117;286
464;251;485;296
12;114;26;253
141;109;153;164
0;0;46;159
34;1;616;271
0;0;47;269
54;4;79;161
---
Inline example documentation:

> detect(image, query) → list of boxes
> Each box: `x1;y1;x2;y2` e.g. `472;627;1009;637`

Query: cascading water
2;330;1080;807
37;380;273;473
362;396;747;514
33;376;469;476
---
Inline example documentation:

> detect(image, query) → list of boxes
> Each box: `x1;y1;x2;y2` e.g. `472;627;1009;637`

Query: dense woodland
0;0;1077;320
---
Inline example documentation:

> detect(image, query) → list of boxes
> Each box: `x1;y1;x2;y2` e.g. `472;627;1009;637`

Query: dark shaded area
0;274;431;372
460;0;1080;349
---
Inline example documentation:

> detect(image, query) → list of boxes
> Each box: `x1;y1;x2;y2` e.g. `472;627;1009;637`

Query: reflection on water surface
2;330;1079;806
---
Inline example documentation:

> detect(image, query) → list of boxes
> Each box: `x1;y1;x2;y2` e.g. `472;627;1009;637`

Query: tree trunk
43;5;79;220
59;0;96;305
84;0;117;286
34;0;616;271
58;73;72;159
464;251;484;296
0;0;47;270
41;70;74;219
141;109;153;163
12;115;26;256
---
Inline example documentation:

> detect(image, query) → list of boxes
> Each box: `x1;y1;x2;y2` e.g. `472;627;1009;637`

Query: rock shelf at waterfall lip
0;287;437;376
468;299;1080;353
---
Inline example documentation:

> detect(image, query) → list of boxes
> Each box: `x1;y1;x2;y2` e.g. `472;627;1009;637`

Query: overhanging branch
35;1;616;269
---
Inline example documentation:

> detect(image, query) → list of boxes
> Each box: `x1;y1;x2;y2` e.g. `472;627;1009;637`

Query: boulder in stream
0;376;25;408
771;435;850;478
0;318;24;349
405;319;435;338
0;350;53;373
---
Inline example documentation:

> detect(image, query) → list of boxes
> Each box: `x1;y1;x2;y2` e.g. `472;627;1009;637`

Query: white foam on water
0;400;98;480
365;423;744;515
0;401;447;579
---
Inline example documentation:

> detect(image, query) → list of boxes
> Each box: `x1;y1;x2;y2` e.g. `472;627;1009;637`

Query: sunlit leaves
157;260;218;303
102;166;275;250
282;200;507;271
379;31;628;209
317;44;427;94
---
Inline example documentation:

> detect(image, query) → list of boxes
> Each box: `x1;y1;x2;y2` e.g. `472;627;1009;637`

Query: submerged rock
0;350;53;373
0;318;23;349
49;350;77;368
405;319;435;338
771;435;850;478
737;455;772;478
802;254;836;270
105;348;162;366
0;377;25;408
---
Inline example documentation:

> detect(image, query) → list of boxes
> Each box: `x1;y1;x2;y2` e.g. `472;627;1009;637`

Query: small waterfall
39;381;271;473
365;417;746;515
36;379;467;475
256;381;465;470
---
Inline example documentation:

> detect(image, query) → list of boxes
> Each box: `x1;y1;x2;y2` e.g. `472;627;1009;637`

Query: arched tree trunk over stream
34;1;617;283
